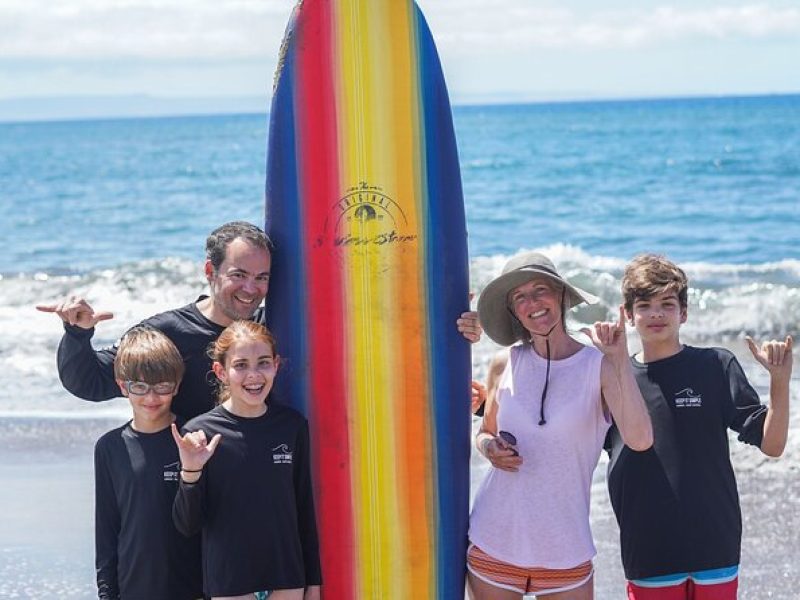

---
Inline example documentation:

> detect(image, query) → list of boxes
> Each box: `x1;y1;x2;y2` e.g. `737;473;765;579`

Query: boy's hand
36;296;114;329
746;335;793;380
581;305;629;363
171;423;221;474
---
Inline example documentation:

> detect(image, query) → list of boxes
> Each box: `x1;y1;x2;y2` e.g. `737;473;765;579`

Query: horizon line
1;90;798;125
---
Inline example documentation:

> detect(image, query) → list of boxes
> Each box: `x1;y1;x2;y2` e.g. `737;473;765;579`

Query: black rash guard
56;296;266;419
174;403;322;597
94;420;202;599
606;346;767;580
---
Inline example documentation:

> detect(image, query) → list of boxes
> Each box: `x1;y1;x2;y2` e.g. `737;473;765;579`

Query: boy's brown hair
114;325;185;384
622;254;689;312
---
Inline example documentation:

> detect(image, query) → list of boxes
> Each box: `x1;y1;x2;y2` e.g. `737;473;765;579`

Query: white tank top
469;343;610;568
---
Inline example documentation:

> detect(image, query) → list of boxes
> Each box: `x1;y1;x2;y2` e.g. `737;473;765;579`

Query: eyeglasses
498;430;519;456
125;381;177;396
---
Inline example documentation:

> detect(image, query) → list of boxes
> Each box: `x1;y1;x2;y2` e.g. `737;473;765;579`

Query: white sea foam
1;250;797;417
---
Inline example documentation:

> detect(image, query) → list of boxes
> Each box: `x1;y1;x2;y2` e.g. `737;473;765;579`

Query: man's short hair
205;221;274;272
622;254;689;312
114;325;185;384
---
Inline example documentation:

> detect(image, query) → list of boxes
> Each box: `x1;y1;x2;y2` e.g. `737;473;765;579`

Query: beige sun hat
477;251;599;346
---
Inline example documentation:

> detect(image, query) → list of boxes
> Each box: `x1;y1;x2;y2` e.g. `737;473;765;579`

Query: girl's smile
214;339;279;418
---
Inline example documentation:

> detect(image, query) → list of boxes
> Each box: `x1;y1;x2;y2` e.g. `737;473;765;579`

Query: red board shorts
627;566;739;600
467;544;593;595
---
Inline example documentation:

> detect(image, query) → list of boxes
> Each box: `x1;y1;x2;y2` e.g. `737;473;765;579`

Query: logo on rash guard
163;461;180;481
674;388;703;408
272;443;293;464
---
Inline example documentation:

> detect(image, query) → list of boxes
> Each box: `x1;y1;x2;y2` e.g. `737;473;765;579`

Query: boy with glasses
94;325;202;599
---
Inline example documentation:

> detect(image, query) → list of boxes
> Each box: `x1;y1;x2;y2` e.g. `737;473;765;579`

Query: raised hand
581;305;630;362
36;296;114;329
746;335;793;380
171;423;221;473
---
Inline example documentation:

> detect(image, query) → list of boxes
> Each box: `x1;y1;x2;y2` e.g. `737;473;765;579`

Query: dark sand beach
1;408;797;599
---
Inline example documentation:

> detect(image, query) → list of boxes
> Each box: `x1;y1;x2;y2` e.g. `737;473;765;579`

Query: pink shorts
467;544;593;595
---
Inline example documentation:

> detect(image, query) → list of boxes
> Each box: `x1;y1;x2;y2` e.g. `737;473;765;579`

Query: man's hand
36;296;114;329
457;310;482;343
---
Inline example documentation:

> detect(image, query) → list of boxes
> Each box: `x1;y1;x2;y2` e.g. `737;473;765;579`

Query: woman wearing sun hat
467;251;653;600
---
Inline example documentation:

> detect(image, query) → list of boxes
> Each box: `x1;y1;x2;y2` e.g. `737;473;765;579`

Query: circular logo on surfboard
316;182;418;249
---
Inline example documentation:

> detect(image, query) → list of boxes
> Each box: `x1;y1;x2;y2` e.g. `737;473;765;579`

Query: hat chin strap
528;321;559;340
527;288;565;426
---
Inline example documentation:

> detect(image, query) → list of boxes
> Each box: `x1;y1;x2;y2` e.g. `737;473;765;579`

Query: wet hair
114;325;185;384
208;320;278;404
205;221;274;272
622;254;689;312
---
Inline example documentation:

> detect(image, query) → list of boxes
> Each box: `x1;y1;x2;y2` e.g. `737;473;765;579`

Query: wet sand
1;415;797;598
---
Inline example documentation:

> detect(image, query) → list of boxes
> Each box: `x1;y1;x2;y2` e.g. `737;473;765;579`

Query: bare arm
475;351;522;471
600;355;653;451
747;336;793;457
583;306;653;451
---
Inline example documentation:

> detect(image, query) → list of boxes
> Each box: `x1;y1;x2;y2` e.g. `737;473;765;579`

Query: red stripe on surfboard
294;2;355;597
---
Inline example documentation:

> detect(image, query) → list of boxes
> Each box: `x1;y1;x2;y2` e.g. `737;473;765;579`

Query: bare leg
538;573;594;600
268;589;304;600
467;570;523;600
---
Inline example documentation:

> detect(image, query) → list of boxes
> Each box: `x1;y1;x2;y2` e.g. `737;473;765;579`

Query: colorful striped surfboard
265;1;470;598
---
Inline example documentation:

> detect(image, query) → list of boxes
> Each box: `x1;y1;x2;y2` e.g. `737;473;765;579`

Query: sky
1;0;799;118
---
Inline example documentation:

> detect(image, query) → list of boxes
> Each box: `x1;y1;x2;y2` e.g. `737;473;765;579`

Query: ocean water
0;95;799;599
1;95;799;417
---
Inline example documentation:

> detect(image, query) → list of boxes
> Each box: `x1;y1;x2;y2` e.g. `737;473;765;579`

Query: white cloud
2;2;799;62
1;1;798;100
0;0;293;60
420;2;800;52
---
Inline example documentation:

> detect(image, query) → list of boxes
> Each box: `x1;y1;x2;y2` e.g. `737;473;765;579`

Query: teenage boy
94;325;202;599
606;253;793;600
